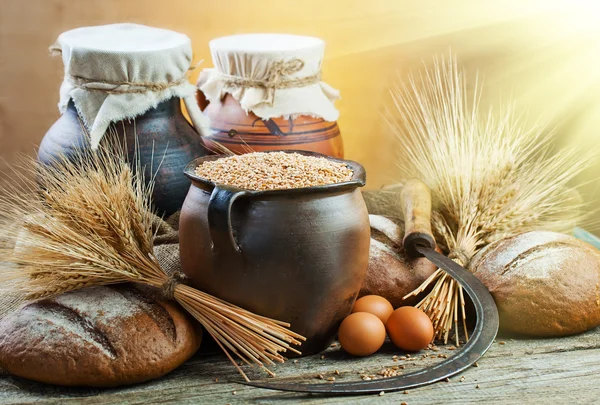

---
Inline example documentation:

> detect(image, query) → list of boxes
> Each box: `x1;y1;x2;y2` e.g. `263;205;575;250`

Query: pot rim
184;150;366;195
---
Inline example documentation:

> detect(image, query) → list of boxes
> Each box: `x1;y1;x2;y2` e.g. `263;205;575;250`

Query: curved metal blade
241;246;499;395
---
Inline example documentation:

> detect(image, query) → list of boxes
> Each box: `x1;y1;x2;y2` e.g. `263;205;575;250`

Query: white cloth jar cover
53;23;211;149
198;33;341;121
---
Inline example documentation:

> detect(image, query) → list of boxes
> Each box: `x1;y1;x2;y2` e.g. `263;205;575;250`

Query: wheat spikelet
391;54;594;344
0;140;304;380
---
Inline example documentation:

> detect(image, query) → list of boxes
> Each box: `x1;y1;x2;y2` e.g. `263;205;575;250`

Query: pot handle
208;185;248;254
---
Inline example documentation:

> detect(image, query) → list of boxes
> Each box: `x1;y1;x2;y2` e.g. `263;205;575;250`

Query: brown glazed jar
197;34;344;158
179;151;370;355
40;24;212;216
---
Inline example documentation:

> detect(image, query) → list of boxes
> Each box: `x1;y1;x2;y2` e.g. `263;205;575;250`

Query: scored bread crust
0;284;202;387
470;231;600;337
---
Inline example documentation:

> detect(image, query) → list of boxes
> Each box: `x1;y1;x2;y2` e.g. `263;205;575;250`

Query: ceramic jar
40;24;211;216
179;151;370;355
39;99;208;216
197;34;344;158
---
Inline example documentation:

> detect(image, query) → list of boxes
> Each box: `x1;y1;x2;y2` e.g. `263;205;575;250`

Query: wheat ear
0;141;304;380
389;54;594;344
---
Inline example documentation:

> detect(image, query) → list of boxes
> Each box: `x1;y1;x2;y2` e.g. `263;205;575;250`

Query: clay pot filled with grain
179;151;370;355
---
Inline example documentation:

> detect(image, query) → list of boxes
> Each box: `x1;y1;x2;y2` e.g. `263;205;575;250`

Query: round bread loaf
470;231;600;337
360;215;438;307
0;284;202;387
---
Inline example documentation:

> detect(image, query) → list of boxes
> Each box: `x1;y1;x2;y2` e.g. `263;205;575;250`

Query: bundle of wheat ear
0;145;304;381
386;55;593;345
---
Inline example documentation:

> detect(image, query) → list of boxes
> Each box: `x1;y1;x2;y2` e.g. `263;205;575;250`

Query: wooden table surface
1;326;599;405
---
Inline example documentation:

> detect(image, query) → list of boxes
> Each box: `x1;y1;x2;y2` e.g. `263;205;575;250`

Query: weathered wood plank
1;327;599;404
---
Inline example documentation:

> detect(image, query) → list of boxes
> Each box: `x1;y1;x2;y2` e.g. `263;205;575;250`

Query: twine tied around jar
218;58;321;107
67;75;190;95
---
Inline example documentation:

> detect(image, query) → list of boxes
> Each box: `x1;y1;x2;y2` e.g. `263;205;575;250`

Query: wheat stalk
0;141;304;381
389;54;594;344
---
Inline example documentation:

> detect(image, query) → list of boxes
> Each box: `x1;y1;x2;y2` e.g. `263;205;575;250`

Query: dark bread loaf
470;231;600;337
360;215;438;307
0;284;202;387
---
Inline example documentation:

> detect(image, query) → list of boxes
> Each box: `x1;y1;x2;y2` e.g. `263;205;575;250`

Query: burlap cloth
152;212;182;277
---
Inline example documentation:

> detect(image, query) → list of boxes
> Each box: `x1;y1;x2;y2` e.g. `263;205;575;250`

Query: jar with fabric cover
197;34;344;158
39;24;211;216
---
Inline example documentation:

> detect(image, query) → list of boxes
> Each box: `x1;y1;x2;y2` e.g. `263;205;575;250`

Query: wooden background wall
1;0;599;228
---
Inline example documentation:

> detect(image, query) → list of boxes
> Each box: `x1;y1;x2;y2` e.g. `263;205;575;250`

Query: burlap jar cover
51;23;211;149
197;33;341;120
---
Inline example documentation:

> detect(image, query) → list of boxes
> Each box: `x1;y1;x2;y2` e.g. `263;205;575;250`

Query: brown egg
338;312;386;356
352;295;394;323
386;306;434;352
